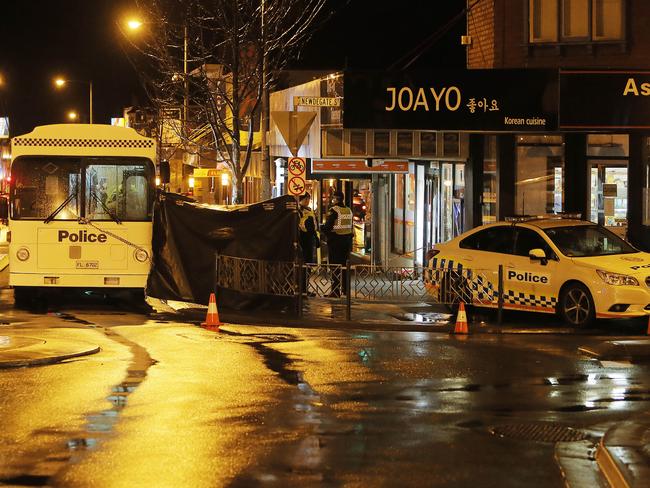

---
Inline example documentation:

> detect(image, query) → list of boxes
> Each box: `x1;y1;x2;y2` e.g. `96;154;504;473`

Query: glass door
588;161;628;237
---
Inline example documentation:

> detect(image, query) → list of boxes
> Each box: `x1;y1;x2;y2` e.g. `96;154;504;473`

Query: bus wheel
14;287;36;309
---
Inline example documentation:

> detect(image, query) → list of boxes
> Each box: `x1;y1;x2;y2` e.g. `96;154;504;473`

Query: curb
0;345;101;369
0;335;101;369
596;437;630;488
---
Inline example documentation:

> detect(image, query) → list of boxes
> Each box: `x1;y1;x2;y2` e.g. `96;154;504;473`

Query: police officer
321;191;353;296
298;193;319;295
298;193;319;263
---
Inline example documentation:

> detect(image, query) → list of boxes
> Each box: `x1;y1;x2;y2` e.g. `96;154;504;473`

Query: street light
67;111;78;122
54;77;93;124
125;17;188;124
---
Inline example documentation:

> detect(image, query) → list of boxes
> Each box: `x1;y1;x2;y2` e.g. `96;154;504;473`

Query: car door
509;227;560;313
458;225;516;305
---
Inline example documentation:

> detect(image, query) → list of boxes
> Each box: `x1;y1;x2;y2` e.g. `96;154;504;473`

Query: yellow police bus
6;124;157;306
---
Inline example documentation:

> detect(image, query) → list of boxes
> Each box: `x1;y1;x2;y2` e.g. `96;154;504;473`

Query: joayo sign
343;69;558;131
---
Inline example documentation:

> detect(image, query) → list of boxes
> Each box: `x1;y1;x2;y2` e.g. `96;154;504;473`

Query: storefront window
393;175;405;254
587;134;629;157
420;132;437;156
441;163;455;242
405;173;416;256
483;136;497;224
397;132;413;156
392;172;416;256
374;131;390;155
350;131;367;155
516;135;564;215
644;138;650;226
443;133;460;156
325;129;343;156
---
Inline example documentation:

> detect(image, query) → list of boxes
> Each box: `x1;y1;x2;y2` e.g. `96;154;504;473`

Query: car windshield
543;225;637;257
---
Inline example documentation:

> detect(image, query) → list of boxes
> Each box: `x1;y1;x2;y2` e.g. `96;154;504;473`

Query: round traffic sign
288;176;306;195
288;157;306;176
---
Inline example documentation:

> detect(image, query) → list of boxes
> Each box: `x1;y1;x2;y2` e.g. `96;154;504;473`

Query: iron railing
215;253;505;322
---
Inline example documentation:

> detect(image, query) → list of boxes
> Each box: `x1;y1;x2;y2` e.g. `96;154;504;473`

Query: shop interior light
221;172;229;186
188;176;195;188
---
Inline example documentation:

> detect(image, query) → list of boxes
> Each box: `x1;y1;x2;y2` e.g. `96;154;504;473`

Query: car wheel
559;283;595;327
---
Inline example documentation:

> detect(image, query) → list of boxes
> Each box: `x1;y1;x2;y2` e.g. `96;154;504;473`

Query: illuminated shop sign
560;70;650;130
343;70;558;131
0;117;9;138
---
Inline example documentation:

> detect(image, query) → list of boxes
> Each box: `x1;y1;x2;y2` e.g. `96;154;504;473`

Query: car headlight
596;269;639;286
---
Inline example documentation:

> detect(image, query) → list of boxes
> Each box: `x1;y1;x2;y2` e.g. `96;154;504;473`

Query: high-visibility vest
299;206;316;233
332;205;353;235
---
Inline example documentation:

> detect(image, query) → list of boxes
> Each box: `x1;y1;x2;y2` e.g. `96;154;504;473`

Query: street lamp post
54;77;93;124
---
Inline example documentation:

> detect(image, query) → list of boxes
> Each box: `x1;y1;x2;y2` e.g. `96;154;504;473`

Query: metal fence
215;254;505;321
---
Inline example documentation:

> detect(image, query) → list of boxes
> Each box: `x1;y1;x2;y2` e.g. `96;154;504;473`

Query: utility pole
260;0;272;200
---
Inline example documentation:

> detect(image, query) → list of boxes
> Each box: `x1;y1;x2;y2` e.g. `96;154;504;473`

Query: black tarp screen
146;192;298;307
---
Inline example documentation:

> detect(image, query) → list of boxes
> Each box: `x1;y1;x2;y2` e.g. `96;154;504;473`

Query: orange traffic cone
201;292;222;331
453;302;469;334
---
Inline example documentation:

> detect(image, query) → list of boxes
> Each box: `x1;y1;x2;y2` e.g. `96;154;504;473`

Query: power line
389;0;484;71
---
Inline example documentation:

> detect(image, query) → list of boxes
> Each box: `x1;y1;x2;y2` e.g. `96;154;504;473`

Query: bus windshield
11;156;154;222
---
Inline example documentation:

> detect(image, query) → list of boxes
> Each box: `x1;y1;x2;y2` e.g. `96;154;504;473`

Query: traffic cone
201;292;222;331
453;302;469;334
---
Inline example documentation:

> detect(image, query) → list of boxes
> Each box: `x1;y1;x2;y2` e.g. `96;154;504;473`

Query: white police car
428;216;650;327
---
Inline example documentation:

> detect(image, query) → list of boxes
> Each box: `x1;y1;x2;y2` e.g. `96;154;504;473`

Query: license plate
76;261;99;269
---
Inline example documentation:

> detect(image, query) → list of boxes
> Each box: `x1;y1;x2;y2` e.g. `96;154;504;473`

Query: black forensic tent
146;192;298;309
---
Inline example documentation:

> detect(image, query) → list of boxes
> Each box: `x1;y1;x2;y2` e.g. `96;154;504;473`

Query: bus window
11;157;80;220
85;160;153;221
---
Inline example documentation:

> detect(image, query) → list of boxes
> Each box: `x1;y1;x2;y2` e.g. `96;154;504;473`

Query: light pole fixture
124;17;188;124
67;111;78;122
54;77;93;124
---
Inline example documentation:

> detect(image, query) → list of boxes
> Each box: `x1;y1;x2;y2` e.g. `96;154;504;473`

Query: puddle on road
390;312;451;325
222;330;334;485
63;327;155;456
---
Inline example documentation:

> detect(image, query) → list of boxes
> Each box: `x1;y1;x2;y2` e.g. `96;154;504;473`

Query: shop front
343;68;650;253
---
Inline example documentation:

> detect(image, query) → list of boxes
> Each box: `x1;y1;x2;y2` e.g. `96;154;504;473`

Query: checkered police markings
13;138;154;148
429;257;557;310
503;290;557;309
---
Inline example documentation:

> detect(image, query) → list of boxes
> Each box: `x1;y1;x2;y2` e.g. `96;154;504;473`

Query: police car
427;216;650;327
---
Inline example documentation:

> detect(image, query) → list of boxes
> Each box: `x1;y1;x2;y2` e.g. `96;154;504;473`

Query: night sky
0;0;466;136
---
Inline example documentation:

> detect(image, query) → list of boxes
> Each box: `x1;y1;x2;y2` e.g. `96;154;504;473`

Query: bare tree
124;0;326;203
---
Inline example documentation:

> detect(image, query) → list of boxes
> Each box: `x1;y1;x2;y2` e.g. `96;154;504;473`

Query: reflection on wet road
2;307;650;487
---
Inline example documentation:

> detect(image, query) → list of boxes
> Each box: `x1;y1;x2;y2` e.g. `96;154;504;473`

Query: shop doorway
589;161;628;237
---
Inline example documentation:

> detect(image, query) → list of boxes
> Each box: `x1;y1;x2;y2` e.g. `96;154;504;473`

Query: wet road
1;295;650;486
